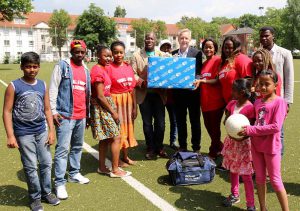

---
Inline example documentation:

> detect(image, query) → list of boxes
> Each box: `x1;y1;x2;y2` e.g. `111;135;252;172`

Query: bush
3;55;10;64
13;56;21;64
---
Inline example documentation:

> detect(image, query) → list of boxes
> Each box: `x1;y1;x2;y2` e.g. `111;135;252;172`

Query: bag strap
195;154;205;167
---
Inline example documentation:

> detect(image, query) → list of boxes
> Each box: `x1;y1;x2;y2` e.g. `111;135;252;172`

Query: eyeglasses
23;65;39;70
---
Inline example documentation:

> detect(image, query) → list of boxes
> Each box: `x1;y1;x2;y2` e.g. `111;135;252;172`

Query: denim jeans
139;92;165;152
166;104;177;144
54;118;86;187
17;130;52;202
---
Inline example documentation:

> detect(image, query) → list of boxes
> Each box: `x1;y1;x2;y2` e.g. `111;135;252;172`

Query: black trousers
173;89;201;151
139;92;165;152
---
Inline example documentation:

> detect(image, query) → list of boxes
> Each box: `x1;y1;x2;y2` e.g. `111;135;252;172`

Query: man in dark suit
172;28;202;153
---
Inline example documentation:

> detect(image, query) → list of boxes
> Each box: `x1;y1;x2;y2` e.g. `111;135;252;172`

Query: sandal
109;170;132;178
123;158;137;165
97;168;110;175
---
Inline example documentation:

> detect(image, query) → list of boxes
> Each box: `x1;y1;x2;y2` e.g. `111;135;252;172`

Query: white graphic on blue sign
148;57;196;89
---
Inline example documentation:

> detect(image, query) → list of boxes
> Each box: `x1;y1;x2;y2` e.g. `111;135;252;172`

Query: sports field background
0;61;300;210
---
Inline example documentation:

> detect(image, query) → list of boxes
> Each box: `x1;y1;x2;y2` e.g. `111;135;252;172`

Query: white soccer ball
225;114;250;140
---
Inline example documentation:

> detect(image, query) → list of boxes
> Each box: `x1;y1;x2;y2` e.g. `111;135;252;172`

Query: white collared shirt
178;47;189;58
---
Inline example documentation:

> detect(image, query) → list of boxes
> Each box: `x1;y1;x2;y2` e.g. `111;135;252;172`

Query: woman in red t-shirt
107;41;137;167
194;38;225;159
219;36;253;104
90;46;131;178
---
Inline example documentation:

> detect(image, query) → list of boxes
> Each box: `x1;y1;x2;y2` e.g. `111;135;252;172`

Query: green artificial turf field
0;61;299;210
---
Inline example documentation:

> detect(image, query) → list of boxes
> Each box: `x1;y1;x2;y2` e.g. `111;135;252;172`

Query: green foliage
251;7;286;47
74;3;117;50
49;9;72;59
237;14;262;28
0;0;32;21
3;55;10;64
282;0;300;51
131;19;167;48
114;5;126;18
177;16;221;47
13;56;20;64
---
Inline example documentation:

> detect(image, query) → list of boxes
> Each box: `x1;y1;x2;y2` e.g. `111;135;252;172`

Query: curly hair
252;48;274;77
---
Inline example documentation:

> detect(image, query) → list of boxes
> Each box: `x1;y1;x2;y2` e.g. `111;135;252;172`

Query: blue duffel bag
166;152;216;186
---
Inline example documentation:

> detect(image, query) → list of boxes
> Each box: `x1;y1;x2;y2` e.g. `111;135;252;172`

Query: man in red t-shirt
49;40;91;200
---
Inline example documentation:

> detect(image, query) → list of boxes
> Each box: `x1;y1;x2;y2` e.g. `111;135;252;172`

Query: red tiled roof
220;24;236;36
166;24;179;36
0;12;78;30
112;17;138;24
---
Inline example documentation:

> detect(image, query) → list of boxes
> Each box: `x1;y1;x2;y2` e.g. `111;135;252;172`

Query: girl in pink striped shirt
240;69;289;211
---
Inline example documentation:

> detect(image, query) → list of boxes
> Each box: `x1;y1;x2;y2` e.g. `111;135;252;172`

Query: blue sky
33;0;286;23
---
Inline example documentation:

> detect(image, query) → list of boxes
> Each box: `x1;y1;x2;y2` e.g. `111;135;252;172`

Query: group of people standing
3;25;294;211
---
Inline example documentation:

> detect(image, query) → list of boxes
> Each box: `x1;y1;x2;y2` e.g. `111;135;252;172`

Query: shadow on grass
0;185;28;207
284;182;300;196
0;67;14;71
169;186;244;210
16;168;27;183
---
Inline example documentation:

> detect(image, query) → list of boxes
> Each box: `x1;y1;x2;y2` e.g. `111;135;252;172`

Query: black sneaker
30;199;44;211
247;206;256;211
42;193;60;206
223;194;240;207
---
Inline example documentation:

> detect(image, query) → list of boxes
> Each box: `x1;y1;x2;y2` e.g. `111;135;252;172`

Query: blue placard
148;57;195;89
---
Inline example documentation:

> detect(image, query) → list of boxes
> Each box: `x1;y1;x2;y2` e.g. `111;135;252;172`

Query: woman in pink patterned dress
221;78;256;211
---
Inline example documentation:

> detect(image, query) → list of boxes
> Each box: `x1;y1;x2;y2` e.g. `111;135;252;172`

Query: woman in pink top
107;41;137;167
90;46;131;178
240;70;289;211
219;36;253;104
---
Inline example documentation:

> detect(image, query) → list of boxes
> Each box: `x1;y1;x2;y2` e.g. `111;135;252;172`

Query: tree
131;19;167;48
49;9;72;59
282;0;300;51
74;3;117;53
0;0;32;21
131;19;152;48
252;7;286;47
114;5;126;17
237;14;262;28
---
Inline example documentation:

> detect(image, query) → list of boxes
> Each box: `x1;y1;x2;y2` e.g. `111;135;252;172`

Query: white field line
0;79;8;87
82;143;177;211
0;79;177;211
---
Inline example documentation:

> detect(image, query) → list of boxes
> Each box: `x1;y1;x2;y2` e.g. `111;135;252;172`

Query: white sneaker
55;185;68;200
68;173;90;184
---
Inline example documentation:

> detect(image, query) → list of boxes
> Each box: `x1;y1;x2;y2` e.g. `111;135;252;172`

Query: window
41;35;45;41
42;45;46;52
17;52;22;56
4;40;10;46
4;29;9;36
14;18;25;24
17;40;22;47
29;41;34;47
173;36;176;40
16;29;21;36
130;42;135;47
28;30;33;36
5;52;10;57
